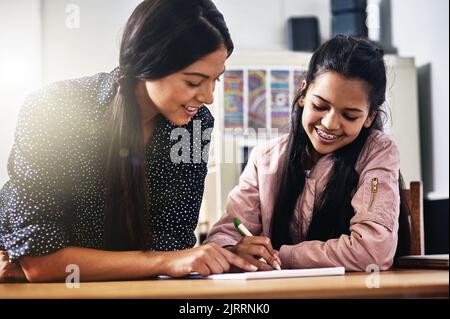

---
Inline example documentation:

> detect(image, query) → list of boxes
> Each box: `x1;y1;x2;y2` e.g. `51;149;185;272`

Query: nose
321;111;340;131
196;82;215;105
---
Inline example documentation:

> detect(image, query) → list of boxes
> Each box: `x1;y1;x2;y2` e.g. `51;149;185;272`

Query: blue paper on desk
159;267;345;280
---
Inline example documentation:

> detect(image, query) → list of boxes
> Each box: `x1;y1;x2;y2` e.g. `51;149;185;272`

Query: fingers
179;242;277;277
242;254;274;271
0;250;9;262
242;236;276;254
0;262;27;282
5;263;27;282
0;251;11;283
202;248;228;274
209;247;231;273
197;244;258;274
236;237;281;270
0;251;27;283
194;262;212;277
242;237;282;264
218;246;258;272
189;244;231;275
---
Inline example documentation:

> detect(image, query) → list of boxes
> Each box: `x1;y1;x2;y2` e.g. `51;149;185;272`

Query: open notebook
159;267;345;280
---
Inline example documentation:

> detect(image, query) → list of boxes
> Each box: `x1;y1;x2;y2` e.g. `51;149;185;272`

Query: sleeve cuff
279;244;295;269
203;237;239;248
2;224;70;262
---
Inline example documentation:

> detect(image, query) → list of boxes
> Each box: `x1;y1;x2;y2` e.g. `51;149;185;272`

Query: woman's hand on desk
0;250;27;283
161;243;258;277
229;236;281;271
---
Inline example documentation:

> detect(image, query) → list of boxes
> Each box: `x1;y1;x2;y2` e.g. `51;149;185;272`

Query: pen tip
233;218;241;228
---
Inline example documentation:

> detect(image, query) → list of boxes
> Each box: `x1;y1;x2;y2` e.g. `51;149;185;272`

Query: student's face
300;71;375;161
143;46;228;126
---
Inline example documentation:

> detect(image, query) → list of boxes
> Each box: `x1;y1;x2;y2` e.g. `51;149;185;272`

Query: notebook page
206;267;345;280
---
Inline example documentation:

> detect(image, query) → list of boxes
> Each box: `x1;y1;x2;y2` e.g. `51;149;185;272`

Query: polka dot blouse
0;68;214;261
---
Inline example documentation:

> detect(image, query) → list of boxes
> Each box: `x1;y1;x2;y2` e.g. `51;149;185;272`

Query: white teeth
316;128;339;140
184;106;197;112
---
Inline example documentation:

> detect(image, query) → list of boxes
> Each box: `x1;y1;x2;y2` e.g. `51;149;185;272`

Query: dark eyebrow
312;94;364;113
182;68;226;80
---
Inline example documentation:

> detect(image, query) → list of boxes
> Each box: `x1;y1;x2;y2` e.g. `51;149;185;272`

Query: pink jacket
205;130;401;271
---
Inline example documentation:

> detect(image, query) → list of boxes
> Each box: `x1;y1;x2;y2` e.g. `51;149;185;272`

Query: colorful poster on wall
223;70;244;130
248;70;266;131
270;70;290;133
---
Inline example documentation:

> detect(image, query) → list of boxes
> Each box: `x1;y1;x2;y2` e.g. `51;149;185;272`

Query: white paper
205;267;345;280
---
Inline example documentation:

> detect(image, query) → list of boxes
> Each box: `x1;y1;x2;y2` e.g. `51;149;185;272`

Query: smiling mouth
183;105;198;112
315;127;341;140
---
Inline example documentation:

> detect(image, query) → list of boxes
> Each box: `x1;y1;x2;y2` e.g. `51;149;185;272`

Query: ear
297;80;307;108
300;80;307;92
363;111;377;128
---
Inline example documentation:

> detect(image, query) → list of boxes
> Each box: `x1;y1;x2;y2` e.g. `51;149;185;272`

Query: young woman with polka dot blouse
0;0;257;283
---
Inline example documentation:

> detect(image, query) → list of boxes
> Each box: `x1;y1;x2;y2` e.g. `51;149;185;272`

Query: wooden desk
0;269;448;299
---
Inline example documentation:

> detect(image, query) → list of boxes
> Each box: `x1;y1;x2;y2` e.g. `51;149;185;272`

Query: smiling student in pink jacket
205;35;411;272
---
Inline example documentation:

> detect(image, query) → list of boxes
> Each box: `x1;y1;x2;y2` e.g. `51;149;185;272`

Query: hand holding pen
233;218;282;271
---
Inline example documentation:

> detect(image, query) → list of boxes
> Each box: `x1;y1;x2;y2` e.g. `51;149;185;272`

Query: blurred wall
214;0;331;51
0;0;42;186
42;0;141;84
390;0;449;199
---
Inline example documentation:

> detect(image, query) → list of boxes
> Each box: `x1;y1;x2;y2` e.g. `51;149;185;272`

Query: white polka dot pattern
0;68;214;261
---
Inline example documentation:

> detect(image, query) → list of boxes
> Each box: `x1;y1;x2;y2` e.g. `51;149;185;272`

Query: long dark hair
103;0;233;251
270;35;410;257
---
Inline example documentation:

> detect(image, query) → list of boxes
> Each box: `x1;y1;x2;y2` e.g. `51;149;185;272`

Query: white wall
0;0;42;186
214;0;330;51
390;0;449;198
0;0;140;186
42;0;141;84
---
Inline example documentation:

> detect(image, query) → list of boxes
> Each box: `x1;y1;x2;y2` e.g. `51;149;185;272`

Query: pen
233;218;281;270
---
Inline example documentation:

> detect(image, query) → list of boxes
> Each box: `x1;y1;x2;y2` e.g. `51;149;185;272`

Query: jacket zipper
368;178;378;212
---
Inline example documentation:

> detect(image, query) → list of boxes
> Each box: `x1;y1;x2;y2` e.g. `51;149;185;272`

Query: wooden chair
402;181;425;255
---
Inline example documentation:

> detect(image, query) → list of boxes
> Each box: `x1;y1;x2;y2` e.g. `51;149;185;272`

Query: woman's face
300;71;375;161
142;46;228;126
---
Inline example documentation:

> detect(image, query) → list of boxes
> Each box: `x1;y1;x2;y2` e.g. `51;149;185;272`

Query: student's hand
162;243;258;277
230;236;281;271
0;250;27;283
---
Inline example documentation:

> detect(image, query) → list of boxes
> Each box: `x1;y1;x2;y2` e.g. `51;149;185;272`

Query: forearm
19;246;167;282
279;222;396;271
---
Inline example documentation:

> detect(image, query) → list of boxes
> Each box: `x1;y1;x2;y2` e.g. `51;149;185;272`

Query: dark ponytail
103;0;233;250
104;74;150;250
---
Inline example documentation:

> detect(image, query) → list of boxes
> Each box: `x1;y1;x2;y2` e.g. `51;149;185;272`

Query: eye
343;114;358;121
312;103;327;111
186;81;201;88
